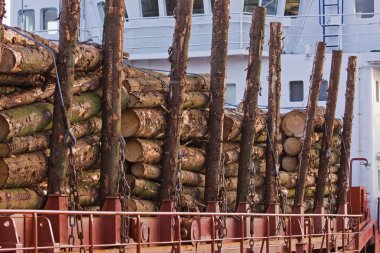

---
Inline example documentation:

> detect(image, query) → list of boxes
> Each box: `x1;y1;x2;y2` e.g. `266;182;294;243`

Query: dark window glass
226;83;236;105
41;8;58;30
166;0;204;16
262;0;278;15
284;0;300;16
318;80;328;101
355;0;374;18
243;0;259;13
290;81;304;102
142;0;159;17
18;9;35;32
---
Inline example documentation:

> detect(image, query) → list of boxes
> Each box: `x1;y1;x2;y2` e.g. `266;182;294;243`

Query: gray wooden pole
314;50;342;210
205;0;230;203
100;0;125;203
336;56;358;208
294;42;326;207
48;0;80;194
264;22;282;210
236;7;266;206
160;0;194;202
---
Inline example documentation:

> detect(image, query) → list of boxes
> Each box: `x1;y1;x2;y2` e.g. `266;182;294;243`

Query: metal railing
0;209;368;253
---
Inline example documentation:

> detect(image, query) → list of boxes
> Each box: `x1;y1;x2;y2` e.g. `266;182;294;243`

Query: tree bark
100;0;125;202
264;22;282;209
0;26;103;73
314;50;342;209
224;145;266;164
71;136;100;171
0;152;47;188
127;199;157;212
336;56;357;208
0;73;45;87
0;103;53;141
126;175;160;200
130;163;205;186
0;188;42;209
223;109;265;141
127;91;209;109
226;174;265;191
160;0;194;201
121;109;208;139
204;0;230;203
69;93;102;123
124;139;206;170
236;7;266;206
123;74;210;93
48;0;80;194
0;117;101;157
294;42;326;207
0;86;20;95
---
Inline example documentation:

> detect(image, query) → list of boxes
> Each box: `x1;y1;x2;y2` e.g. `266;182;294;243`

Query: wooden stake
236;7;266;206
336;56;357;208
205;0;230;203
294;42;326;207
100;0;125;202
0;0;4;42
314;50;342;210
160;0;194;201
48;0;80;194
264;22;282;210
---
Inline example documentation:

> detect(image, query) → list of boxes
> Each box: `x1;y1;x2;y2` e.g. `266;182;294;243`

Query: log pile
0;26;344;214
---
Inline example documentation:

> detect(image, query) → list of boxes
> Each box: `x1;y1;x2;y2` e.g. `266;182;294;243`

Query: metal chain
174;150;183;211
119;137;131;252
217;154;228;253
265;122;287;237
246;161;256;253
66;136;85;253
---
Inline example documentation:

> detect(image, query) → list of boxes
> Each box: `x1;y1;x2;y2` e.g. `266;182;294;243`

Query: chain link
217;154;228;253
174;150;183;211
66;132;85;253
119;137;131;252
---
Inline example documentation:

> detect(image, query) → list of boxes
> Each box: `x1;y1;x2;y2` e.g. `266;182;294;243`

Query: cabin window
141;0;159;17
376;81;379;102
318;80;328;101
18;9;35;32
289;81;304;102
97;2;128;22
355;0;374;18
243;0;278;15
226;83;237;105
284;0;300;16
262;0;278;15
97;2;105;21
165;0;205;16
41;8;58;30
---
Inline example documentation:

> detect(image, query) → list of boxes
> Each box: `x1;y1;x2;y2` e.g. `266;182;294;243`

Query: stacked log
0;27;344;213
280;107;343;213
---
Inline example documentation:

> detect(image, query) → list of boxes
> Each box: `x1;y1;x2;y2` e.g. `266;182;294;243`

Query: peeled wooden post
100;0;125;203
264;22;282;210
204;0;230;203
160;0;194;202
0;0;5;60
314;50;342;210
236;7;266;206
48;0;80;194
336;56;358;208
293;42;326;207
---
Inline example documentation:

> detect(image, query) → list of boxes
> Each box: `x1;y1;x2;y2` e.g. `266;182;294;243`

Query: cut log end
0;115;10;142
281;110;305;137
0;47;16;73
124;139;144;162
121;110;140;137
284;137;302;156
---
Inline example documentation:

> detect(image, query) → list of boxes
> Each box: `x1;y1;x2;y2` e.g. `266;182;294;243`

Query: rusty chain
66;134;85;253
247;160;256;253
119;136;131;252
217;154;228;253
